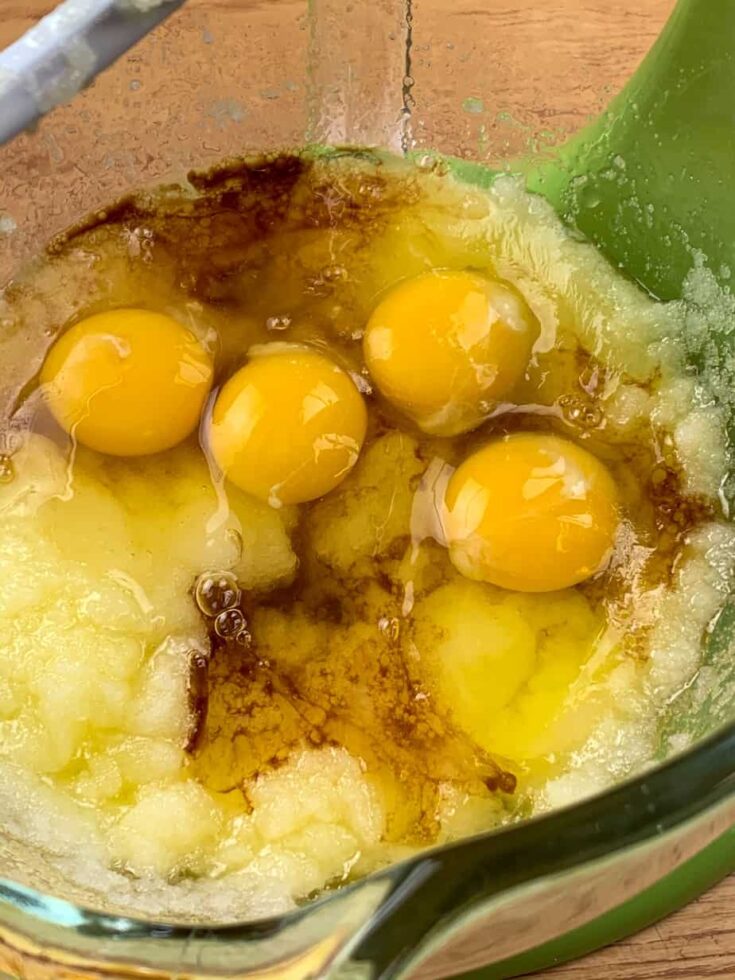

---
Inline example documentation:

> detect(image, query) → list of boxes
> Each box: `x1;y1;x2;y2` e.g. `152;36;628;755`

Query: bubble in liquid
0;455;14;484
580;188;602;210
266;314;292;332
234;627;253;648
558;395;603;430
378;616;401;641
195;571;241;618
214;607;247;639
357;178;384;201
321;265;347;283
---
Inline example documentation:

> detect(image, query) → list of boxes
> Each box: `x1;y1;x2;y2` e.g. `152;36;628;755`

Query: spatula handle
0;0;188;148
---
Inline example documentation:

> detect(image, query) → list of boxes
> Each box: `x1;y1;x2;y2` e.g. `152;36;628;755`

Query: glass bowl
1;1;735;977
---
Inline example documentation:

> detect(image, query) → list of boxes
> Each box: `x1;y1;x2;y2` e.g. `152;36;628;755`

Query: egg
415;581;603;762
40;308;213;456
363;270;537;436
208;345;367;506
444;433;620;592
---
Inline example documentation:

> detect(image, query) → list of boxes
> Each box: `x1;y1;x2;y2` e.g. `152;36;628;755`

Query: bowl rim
2;714;734;977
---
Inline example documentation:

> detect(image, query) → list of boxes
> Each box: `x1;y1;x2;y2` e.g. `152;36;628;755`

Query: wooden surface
529;874;735;978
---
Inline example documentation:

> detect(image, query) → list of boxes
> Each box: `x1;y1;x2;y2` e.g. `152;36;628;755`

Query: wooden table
530;875;735;978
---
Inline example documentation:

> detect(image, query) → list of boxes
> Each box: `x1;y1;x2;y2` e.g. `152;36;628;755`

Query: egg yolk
40;309;213;456
208;345;367;506
363;270;537;436
444;433;620;592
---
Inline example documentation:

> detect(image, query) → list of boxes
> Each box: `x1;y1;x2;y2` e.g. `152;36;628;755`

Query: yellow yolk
444;433;620;592
40;309;213;456
208;345;367;506
363;270;537;436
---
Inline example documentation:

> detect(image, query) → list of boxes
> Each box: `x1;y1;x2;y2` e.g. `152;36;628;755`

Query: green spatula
531;0;735;303
449;0;735;303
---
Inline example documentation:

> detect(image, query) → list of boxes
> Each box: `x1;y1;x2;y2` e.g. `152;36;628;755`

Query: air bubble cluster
195;570;252;646
214;607;247;639
558;394;603;430
266;314;292;332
